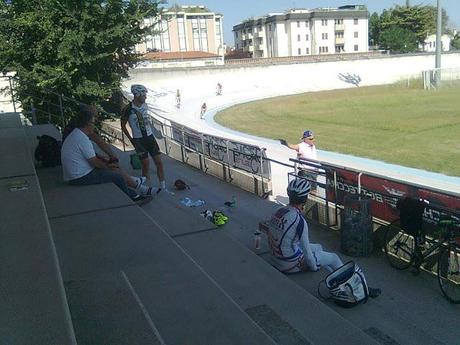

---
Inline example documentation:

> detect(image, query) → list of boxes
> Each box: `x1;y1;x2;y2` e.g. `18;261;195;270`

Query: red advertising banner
326;167;460;225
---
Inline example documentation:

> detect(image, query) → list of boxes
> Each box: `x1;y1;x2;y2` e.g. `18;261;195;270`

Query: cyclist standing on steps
121;84;166;193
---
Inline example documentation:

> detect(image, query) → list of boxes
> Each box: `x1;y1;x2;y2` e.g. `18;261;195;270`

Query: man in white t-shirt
61;106;153;203
121;84;166;192
279;130;318;189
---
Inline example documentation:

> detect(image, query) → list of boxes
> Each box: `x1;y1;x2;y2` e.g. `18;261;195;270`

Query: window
335;45;344;53
177;18;187;51
235;32;238;38
297;34;301;42
335;19;343;25
319;46;329;53
305;34;309;41
305;21;309;27
354;31;359;38
298;48;301;55
306;47;310;54
268;24;272;32
335;32;344;39
354;18;359;25
354;44;359;51
215;19;222;48
322;33;328;40
297;21;300;28
321;19;328;26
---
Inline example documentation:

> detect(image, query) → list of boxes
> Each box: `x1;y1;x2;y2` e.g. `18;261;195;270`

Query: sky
176;0;460;45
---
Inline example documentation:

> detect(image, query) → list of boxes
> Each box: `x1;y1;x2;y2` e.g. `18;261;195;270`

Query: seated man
266;178;381;296
61;106;153;204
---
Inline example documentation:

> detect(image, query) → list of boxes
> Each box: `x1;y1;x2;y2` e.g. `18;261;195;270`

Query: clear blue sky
176;0;460;45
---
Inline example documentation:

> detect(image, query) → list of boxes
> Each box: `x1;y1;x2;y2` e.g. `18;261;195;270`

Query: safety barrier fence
3;74;460;233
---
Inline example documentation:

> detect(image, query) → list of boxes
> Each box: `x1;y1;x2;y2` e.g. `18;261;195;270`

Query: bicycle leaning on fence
383;197;460;303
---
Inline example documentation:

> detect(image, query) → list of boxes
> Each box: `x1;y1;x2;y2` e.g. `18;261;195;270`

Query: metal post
259;148;266;197
435;0;442;87
31;101;37;125
121;130;126;152
8;77;16;113
58;94;65;129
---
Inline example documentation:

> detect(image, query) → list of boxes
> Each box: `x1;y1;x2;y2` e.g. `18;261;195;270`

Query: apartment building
135;5;224;56
233;5;368;58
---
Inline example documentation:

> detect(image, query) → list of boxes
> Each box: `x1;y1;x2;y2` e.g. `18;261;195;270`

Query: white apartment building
422;34;452;52
135;5;224;56
233;5;368;58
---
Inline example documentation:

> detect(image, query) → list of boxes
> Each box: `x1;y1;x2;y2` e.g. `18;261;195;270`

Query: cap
131;84;148;96
302;130;314;139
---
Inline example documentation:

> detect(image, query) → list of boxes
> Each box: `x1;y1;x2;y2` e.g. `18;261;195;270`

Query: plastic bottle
254;231;261;250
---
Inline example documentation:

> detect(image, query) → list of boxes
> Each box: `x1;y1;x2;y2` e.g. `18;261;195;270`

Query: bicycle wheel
437;244;460;304
384;222;414;270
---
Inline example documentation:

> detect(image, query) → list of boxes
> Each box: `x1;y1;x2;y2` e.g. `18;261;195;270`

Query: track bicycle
384;215;460;303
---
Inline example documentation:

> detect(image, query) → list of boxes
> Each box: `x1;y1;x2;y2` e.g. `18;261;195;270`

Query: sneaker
368;287;381;299
132;194;153;206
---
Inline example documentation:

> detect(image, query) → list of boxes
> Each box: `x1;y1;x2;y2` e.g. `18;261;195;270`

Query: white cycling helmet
287;178;311;203
131;84;148;96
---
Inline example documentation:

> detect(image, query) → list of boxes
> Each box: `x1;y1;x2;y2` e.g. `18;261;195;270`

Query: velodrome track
125;52;460;200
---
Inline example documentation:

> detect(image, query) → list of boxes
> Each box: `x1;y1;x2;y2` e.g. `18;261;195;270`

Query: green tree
369;12;380;47
379;5;449;46
0;0;162;124
380;26;418;53
453;34;460;50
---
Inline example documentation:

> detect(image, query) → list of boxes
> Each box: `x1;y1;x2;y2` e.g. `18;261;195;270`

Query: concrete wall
128;53;460;106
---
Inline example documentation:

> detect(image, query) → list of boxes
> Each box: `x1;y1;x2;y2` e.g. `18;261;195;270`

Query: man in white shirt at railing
279;130;318;190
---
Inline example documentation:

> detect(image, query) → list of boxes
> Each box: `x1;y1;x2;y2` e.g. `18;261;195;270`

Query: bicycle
384;213;460;303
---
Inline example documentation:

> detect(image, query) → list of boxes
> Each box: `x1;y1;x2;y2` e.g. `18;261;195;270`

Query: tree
379;5;449;47
453;34;460;50
379;26;418;53
369;12;381;47
0;0;163;124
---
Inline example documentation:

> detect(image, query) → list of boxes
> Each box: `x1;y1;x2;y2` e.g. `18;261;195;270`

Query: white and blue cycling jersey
267;206;319;273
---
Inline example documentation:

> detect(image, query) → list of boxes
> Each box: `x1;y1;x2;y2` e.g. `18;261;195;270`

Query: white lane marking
120;270;167;345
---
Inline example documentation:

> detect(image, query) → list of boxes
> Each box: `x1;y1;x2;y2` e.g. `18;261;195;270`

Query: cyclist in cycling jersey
266;177;381;297
267;178;341;273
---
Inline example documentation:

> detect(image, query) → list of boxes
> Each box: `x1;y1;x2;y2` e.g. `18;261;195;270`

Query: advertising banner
169;121;271;179
326;167;460;225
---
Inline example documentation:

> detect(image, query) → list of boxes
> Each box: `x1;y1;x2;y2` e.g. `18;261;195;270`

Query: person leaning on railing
279;130;318;189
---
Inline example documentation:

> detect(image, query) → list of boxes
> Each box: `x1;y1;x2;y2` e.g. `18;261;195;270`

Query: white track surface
124;53;460;200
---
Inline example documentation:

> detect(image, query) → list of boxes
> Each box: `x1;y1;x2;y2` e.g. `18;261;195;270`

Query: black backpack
35;135;61;168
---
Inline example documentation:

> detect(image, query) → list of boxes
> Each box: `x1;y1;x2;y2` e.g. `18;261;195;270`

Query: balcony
254;30;265;38
335;37;345;44
335;24;345;31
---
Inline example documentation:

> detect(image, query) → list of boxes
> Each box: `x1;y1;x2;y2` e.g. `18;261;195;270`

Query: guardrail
4;73;460;232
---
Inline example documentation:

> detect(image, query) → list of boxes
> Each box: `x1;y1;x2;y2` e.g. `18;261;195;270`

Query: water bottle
254;231;261;250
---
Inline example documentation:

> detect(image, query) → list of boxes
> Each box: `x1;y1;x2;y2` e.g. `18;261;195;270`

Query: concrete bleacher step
174;230;379;345
49;205;277;345
142;186;376;344
1;120;76;345
35;166;277;344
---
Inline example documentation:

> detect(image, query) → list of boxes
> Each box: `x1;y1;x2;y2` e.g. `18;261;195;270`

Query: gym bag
35;135;61;168
318;261;369;307
130;153;142;170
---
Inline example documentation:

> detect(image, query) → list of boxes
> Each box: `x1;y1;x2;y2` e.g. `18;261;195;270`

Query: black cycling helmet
287;178;311;204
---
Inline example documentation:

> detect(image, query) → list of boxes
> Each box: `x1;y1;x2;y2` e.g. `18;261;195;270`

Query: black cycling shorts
132;135;160;160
